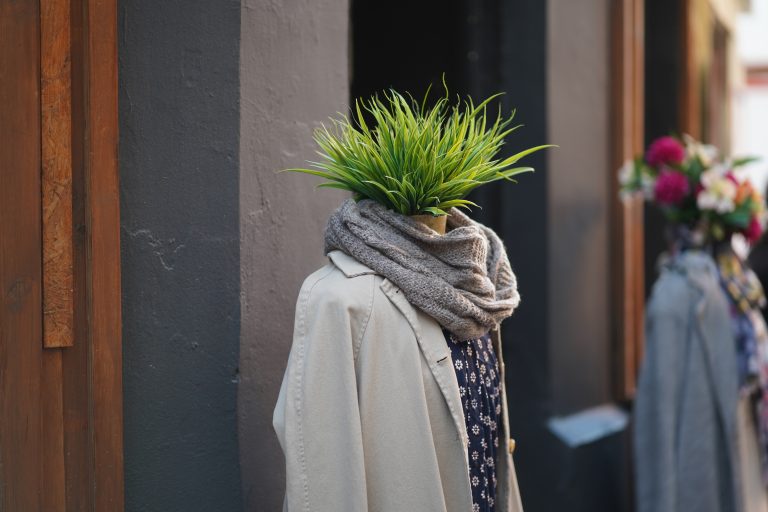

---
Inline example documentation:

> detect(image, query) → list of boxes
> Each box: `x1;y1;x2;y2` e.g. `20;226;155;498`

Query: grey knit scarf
324;199;520;340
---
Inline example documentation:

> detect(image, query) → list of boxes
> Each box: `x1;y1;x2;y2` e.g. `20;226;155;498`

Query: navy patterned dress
444;329;502;512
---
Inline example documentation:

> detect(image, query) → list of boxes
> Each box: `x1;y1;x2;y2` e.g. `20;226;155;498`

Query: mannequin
623;134;768;512
273;201;524;512
274;85;550;511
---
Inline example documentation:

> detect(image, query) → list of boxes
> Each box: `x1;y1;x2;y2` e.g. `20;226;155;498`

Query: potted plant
285;83;553;231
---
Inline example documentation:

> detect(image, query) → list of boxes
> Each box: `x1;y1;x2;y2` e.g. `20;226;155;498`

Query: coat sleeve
273;269;372;512
634;277;689;512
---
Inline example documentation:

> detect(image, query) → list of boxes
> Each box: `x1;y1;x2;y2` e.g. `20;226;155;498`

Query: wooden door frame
0;0;122;510
610;0;645;401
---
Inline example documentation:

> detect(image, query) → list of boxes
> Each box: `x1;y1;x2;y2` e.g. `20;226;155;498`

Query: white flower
641;173;656;200
618;160;634;187
697;192;735;213
700;166;732;187
697;168;737;213
684;133;719;166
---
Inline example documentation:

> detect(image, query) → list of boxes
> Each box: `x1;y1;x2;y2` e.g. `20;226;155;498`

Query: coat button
508;438;516;454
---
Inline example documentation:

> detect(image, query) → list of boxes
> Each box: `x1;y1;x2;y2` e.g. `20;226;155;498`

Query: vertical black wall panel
118;1;243;510
352;0;555;509
644;0;685;293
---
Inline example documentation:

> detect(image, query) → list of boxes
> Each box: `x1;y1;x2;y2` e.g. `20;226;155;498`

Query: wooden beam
0;0;44;509
680;0;700;137
610;0;645;400
41;0;75;349
83;0;124;508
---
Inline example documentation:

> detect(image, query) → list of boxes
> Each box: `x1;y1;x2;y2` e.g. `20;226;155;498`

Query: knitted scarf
324;199;520;340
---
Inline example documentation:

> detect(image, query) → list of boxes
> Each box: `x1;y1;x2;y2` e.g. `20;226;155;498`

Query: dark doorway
350;1;555;510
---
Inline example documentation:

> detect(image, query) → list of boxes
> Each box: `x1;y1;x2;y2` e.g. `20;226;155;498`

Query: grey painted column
238;0;349;509
546;0;611;414
119;1;243;511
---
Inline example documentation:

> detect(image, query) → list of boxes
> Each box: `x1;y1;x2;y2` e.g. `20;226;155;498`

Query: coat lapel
685;256;739;441
379;278;470;448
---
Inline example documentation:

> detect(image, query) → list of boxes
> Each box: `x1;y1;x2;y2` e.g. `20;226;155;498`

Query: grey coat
634;251;742;512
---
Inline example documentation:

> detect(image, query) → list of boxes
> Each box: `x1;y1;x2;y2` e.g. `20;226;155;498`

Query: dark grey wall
237;0;350;510
119;1;243;511
547;0;611;417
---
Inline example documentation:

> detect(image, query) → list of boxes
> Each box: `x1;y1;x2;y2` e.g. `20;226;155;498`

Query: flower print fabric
717;250;768;483
444;329;502;512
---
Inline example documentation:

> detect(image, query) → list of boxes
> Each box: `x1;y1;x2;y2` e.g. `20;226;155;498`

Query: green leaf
280;81;554;214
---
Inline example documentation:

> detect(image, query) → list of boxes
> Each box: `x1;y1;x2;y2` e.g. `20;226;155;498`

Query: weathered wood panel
41;0;75;349
42;350;67;512
0;0;44;509
84;0;125;508
61;1;95;509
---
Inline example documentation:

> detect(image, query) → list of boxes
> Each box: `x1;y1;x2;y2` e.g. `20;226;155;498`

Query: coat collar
378;278;470;449
328;250;377;278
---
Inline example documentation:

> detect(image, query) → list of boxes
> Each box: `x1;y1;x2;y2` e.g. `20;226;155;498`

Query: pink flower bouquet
620;135;764;244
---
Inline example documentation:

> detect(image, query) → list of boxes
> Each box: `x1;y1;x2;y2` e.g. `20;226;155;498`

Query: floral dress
444;329;502;512
717;249;768;483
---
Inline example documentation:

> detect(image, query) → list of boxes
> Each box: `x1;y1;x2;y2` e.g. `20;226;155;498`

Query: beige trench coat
274;250;524;512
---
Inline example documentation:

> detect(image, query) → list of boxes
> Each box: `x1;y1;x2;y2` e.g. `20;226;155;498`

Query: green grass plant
285;84;554;216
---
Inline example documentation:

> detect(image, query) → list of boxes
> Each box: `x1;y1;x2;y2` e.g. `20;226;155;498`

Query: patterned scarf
324;199;519;340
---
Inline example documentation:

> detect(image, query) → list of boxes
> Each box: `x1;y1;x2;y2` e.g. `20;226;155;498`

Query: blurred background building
735;0;768;193
2;0;767;511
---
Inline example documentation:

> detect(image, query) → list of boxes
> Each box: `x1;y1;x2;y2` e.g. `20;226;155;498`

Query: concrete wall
119;1;243;511
237;0;349;510
547;0;611;414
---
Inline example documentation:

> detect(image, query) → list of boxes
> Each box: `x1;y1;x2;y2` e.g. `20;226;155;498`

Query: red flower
746;216;763;243
654;170;690;205
646;136;686;167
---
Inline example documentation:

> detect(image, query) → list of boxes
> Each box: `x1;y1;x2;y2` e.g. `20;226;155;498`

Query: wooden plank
41;0;75;349
84;0;124;508
62;0;95;509
610;0;645;401
621;193;645;397
40;1;74;508
0;0;44;509
631;193;645;377
42;350;67;512
679;0;700;137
